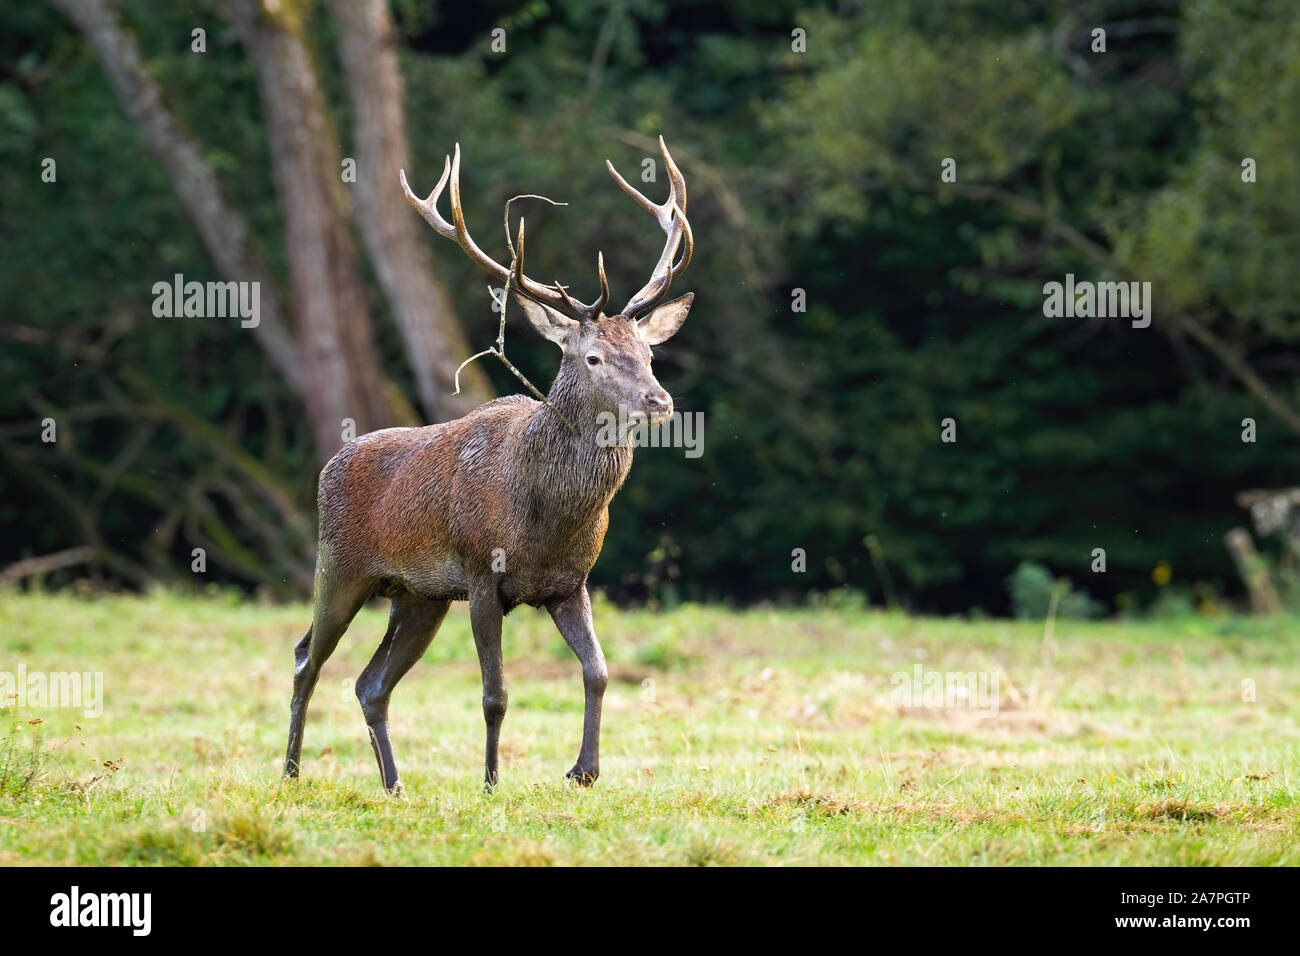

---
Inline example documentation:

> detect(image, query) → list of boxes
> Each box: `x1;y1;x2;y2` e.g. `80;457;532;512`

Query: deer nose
644;390;672;415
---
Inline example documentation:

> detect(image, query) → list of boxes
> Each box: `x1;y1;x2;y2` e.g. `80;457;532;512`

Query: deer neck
518;364;634;514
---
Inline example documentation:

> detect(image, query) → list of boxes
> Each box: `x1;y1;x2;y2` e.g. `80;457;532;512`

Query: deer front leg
547;585;607;786
468;583;507;790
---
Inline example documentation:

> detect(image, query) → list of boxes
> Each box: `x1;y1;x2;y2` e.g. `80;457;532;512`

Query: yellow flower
1152;560;1172;586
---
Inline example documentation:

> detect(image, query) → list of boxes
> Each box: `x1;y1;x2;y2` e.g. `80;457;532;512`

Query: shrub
1007;561;1103;620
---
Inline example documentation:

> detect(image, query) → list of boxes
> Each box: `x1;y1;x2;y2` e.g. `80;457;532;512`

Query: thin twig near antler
449;195;577;435
401;151;579;434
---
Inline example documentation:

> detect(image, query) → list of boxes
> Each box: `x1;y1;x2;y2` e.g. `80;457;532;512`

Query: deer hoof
565;765;599;786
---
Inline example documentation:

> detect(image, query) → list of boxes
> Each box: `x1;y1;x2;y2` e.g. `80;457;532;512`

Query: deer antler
606;135;694;319
400;145;609;323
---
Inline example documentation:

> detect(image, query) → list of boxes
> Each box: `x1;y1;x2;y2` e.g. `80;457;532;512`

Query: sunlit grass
0;589;1296;865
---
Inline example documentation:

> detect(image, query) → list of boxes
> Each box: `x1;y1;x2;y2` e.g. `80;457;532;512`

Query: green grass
0;589;1296;865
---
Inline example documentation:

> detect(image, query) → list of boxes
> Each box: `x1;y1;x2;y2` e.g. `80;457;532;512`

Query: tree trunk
226;0;397;458
327;0;493;421
46;0;304;398
1224;527;1281;615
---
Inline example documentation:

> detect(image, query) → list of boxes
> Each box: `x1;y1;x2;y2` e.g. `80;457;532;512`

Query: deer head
400;136;694;426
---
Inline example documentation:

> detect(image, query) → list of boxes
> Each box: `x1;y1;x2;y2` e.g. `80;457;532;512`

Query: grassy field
0;589;1296;865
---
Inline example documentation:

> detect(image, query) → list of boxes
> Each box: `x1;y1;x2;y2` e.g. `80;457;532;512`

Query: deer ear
637;292;694;345
514;294;578;346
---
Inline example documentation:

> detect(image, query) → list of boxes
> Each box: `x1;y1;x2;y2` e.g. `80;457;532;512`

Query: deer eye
585;354;601;367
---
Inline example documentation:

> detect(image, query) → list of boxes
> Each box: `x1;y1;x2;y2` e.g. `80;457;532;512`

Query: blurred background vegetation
3;0;1300;615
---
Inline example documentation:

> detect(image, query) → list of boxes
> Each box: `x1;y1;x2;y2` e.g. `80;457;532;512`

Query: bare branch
0;548;96;585
452;215;578;435
45;0;304;396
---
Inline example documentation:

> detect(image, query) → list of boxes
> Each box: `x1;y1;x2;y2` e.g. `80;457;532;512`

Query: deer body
283;137;694;792
318;393;631;609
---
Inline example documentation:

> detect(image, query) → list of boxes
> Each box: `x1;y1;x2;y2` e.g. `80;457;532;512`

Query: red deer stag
283;137;694;792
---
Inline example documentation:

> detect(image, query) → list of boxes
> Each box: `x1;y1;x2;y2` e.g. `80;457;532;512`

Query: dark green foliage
3;0;1298;614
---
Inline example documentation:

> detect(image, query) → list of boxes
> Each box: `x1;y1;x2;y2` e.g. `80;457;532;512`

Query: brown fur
316;318;650;611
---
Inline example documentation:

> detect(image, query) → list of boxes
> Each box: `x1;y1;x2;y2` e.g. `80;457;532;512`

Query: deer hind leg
283;577;369;779
468;583;506;790
547;585;607;786
357;594;450;795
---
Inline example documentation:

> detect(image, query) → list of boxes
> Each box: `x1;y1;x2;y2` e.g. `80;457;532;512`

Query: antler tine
560;251;609;320
399;156;456;238
511;195;606;322
512;205;609;324
402;144;605;319
400;145;508;286
595;251;610;310
551;251;610;322
448;144;528;292
607;135;694;318
605;161;664;220
513;213;528;284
